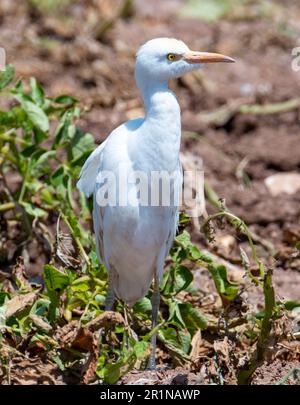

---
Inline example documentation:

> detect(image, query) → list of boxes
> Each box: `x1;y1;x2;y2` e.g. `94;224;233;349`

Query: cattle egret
77;38;235;369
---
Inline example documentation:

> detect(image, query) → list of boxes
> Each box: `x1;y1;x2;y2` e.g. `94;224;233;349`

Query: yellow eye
167;53;176;61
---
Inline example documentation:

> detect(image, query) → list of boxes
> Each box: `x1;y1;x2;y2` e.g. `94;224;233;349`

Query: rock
264;172;300;196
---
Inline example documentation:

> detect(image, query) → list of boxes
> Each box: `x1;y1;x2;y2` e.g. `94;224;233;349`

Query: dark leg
105;281;115;311
147;276;160;370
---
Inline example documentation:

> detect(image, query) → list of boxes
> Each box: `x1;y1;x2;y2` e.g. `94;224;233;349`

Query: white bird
77;38;234;368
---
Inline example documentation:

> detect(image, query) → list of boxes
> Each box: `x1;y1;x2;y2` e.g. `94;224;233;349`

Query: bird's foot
146;357;156;371
146;347;157;370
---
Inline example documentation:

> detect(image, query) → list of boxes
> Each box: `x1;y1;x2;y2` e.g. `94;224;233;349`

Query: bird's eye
167;53;176;61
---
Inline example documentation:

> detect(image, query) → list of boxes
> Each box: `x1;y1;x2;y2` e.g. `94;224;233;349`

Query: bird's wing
77;118;143;197
93;192;105;265
76;139;108;197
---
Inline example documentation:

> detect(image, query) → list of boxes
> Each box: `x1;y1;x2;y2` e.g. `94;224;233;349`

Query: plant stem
204;181;276;256
237;269;276;384
18;161;29;203
201;210;262;283
0;202;15;212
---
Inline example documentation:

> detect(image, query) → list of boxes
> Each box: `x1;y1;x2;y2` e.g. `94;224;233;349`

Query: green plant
0;66;208;383
0;65;293;385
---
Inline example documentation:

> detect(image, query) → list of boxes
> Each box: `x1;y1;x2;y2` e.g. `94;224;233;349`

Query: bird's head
135;37;235;87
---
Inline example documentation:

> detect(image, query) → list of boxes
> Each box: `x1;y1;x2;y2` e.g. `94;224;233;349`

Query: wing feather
76;140;107;197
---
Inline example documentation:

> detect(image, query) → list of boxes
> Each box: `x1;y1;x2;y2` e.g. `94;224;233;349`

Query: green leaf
189;245;202;260
162;265;193;296
30;78;45;106
103;353;136;384
30;150;56;175
174;265;193;294
168;300;186;328
158;328;190;361
53;110;75;147
40;186;57;206
0;292;10;306
0;305;6;329
175;230;191;249
208;263;239;301
0;65;15;90
174;230;213;264
50;166;69;199
51;165;66;187
179;303;207;332
68;130;94;163
21;202;47;218
52;354;66;371
284;300;300;311
179;212;191;224
30;298;50;317
15;96;49;132
21;144;39;158
103;361;125;385
43;264;70;291
295;241;300;250
54;94;78;105
70;276;90;292
159;327;191;354
133;341;150;359
133;297;152;313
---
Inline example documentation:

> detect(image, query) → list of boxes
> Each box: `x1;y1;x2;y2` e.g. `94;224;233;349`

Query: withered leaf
54;320;99;383
190;330;202;362
55;320;96;351
55;320;80;347
12;256;32;290
85;311;125;332
82;346;98;384
29;314;52;332
1;356;64;385
5;292;39;319
55;232;82;269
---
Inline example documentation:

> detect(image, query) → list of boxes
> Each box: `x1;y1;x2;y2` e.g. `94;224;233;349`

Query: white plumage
77;38;234;367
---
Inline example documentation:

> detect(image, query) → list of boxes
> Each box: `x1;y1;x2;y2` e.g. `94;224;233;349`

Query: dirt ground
0;0;300;384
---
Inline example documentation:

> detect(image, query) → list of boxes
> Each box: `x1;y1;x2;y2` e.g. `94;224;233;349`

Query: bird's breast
136;121;181;172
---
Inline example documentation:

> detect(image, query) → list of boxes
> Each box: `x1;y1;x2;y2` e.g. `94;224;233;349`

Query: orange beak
184;51;235;64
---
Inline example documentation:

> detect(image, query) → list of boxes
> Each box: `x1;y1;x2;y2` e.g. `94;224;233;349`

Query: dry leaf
85;311;125;332
55;320;97;351
214;337;230;364
1;356;63;385
55;232;82;269
190;330;202;362
82;333;99;384
55;320;80;347
213;337;237;384
54;320;99;383
29;314;52;332
12;256;31;290
5;292;39;318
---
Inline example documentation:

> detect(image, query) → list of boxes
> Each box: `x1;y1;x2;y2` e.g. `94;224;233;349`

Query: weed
0;65;295;384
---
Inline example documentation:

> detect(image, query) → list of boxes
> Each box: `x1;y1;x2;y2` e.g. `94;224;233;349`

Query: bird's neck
140;80;180;121
138;79;181;170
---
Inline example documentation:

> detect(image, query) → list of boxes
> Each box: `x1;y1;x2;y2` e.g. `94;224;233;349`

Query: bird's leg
147;276;160;370
105;281;115;311
98;281;115;347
